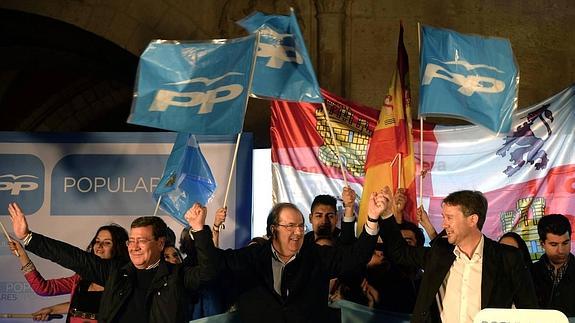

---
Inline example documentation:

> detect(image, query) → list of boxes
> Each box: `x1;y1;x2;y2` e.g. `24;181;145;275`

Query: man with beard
532;213;575;316
304;187;357;246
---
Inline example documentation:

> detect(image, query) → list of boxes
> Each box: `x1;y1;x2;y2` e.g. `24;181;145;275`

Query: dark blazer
532;254;575;316
380;216;538;323
25;227;218;323
222;229;377;323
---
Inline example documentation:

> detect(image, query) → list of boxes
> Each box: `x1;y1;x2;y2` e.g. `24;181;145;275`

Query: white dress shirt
439;236;484;323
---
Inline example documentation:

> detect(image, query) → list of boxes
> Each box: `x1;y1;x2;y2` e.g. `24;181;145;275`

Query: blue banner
153;133;217;225
419;25;518;133
0;155;44;215
238;10;323;103
128;35;257;135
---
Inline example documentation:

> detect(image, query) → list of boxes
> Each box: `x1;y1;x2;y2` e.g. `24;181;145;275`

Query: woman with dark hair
9;224;129;322
499;231;533;267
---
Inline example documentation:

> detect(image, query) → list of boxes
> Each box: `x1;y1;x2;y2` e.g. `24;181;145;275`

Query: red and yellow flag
359;23;417;230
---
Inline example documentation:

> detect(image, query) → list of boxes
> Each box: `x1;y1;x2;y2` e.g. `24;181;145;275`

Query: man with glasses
220;197;382;323
7;202;218;323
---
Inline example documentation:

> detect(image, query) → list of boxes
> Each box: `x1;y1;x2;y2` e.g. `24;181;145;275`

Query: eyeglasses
276;223;306;232
126;238;153;247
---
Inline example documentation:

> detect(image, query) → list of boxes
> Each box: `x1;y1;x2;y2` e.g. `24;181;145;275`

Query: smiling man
221;201;380;323
8;202;217;323
532;213;575;316
376;188;538;323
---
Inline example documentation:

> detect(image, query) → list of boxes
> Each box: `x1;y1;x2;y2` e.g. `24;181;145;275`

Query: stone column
314;0;346;96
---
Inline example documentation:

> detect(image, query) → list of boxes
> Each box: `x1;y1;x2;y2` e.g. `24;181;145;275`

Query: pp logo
0;175;39;195
421;60;506;96
0;154;44;215
149;72;244;114
257;28;303;69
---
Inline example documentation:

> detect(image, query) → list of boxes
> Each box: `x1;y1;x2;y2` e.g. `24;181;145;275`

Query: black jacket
222;229;377;323
25;227;218;323
532;253;575;316
380;216;538;323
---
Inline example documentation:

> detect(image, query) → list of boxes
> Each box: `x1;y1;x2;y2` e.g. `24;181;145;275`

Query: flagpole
153;196;162;217
321;102;349;187
417;22;425;208
218;31;260;231
0;221;18;257
398;153;402;189
223;132;242;211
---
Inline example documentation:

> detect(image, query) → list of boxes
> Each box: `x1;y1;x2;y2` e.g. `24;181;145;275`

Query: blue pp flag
237;9;323;103
153;133;216;225
128;35;257;135
419;25;518;133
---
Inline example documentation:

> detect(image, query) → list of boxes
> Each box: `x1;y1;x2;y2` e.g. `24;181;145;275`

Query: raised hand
213;207;227;228
342;186;356;208
7;202;30;240
393;188;407;223
417;205;437;239
184;203;207;231
8;238;29;264
367;187;392;219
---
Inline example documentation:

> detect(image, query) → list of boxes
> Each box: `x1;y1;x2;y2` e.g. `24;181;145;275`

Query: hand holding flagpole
0;220;18;257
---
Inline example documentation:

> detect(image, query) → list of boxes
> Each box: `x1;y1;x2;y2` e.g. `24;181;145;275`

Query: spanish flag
358;23;417;231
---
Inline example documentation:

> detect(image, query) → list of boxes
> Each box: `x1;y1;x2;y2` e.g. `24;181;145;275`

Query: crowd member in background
163;244;183;264
498;231;532;268
377;187;538;323
531;214;575;316
9;224;128;322
304;186;358;247
394;188;437;241
220;198;380;323
8;202;217;323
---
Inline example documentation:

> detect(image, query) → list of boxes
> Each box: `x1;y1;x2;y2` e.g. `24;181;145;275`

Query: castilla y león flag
271;89;378;218
417;84;575;258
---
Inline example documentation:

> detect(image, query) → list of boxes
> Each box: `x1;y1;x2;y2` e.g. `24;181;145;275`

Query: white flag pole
418;22;425;208
219;32;260;231
0;220;18;257
153;196;162;217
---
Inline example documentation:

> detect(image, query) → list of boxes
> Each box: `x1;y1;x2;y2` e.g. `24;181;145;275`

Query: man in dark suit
221;200;381;323
376;188;538;323
531;213;575;316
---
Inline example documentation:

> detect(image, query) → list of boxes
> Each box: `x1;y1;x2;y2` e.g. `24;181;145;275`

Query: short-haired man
221;199;381;323
8;202;217;323
376;188;538;323
304;186;357;246
532;213;575;316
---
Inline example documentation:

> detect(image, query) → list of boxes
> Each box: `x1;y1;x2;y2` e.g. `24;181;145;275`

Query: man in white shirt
375;188;538;323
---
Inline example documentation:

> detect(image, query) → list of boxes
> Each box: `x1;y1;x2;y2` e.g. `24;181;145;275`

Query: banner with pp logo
0;154;44;215
419;25;518;133
128;35;257;135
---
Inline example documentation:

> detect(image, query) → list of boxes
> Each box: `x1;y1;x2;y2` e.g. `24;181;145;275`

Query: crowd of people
5;185;575;323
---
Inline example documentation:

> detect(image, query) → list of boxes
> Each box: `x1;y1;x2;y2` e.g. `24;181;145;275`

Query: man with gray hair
8;202;217;323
